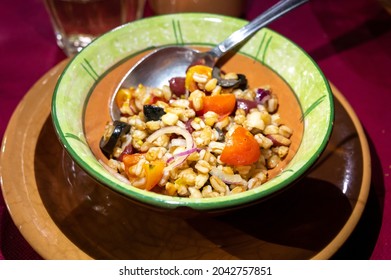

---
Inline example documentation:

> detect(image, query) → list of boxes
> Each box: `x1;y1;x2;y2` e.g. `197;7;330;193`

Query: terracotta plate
0;60;370;260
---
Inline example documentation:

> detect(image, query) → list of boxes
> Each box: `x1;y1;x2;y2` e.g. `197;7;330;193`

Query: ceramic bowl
51;13;334;214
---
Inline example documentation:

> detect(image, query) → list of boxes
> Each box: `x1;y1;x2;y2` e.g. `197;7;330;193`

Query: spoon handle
210;0;309;58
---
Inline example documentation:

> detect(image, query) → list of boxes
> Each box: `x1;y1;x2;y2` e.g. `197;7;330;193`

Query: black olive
100;120;131;157
143;105;166;121
215;127;225;142
212;67;248;90
236;74;248;90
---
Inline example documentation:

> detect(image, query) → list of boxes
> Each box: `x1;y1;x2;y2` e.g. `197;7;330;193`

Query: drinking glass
44;0;145;56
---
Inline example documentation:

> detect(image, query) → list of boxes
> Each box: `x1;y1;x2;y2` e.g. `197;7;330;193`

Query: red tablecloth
1;0;390;260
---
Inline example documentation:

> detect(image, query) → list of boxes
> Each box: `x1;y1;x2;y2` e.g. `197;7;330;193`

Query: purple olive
169;77;186;97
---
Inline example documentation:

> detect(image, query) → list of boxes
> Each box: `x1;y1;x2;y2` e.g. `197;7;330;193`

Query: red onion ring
210;167;247;185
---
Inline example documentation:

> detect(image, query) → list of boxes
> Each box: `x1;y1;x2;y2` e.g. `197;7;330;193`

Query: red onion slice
210;167;247;186
255;88;271;104
146;126;196;171
236;98;257;113
166;147;201;170
167;147;198;163
146;126;193;150
170;138;187;147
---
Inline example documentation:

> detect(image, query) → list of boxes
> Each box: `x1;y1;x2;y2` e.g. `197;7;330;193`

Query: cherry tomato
117;144;133;161
148;95;165;105
143;160;165;191
122;154;165;191
115;88;132;108
220;126;260;166
122;153;145;178
185;65;212;92
197;93;236;116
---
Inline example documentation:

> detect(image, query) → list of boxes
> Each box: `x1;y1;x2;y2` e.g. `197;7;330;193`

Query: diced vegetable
235;88;271;114
143;160;165;190
118;143;133;161
220;126;260;165
122;153;145;171
148;95;165;105
236;98;258;113
115;88;132;108
255;88;271;104
122;153;165;191
185;65;212;92
197;93;236;116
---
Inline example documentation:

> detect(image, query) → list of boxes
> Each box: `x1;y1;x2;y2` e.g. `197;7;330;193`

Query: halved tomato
185;65;212;92
115;88;132;108
143;160;165;191
220;126;260;166
197;93;236;116
122;153;165;191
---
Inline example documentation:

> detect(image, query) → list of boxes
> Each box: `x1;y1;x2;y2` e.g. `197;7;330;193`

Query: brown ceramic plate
0;60;370;260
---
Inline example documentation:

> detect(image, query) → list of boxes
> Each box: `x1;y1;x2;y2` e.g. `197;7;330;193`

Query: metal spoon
111;0;308;119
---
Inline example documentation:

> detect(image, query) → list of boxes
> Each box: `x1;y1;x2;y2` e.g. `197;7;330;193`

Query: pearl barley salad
100;65;293;198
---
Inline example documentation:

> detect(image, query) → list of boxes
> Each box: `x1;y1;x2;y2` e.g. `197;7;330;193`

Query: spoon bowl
119;47;198;89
